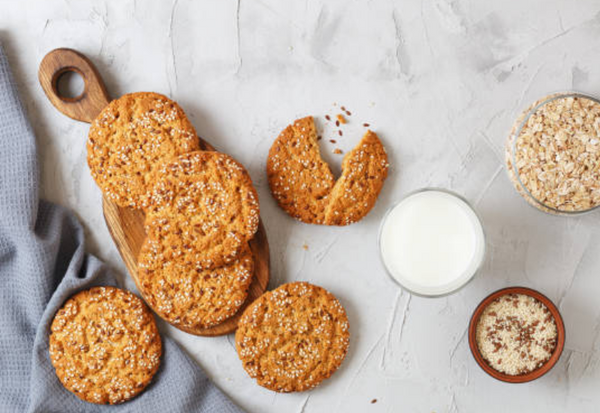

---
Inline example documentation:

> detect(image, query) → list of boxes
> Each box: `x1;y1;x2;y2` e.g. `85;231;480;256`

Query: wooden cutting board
38;48;270;336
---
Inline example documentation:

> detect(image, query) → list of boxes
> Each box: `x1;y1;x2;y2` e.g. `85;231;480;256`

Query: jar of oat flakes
506;93;600;214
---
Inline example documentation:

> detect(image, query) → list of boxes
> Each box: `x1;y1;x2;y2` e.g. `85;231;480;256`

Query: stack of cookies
52;95;355;401
87;92;260;332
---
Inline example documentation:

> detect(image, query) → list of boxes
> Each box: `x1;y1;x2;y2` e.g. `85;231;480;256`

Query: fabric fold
0;43;244;413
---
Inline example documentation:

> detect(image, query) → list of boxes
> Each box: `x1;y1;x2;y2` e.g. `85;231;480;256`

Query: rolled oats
505;93;600;213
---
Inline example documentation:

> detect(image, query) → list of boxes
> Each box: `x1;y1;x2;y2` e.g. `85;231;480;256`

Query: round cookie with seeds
49;286;162;405
87;92;199;209
235;282;350;392
145;151;260;269
137;237;254;331
267;116;389;225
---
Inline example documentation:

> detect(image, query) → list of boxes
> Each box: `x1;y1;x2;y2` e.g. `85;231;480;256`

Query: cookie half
267;117;335;223
145;151;260;269
324;130;389;225
235;282;350;392
87;92;199;208
267;116;389;225
137;237;254;330
49;286;162;405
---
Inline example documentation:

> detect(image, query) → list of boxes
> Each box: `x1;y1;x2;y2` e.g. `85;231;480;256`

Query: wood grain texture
39;48;110;122
39;48;270;336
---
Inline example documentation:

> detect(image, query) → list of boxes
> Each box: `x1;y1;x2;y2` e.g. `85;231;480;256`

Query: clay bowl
468;286;565;383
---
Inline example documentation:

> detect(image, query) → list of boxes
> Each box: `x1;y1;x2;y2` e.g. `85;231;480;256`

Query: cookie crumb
337;114;347;124
302;243;309;250
333;148;343;154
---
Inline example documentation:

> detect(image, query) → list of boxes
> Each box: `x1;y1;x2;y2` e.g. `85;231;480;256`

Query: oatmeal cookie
267;116;388;225
145;151;260;269
235;282;350;392
87;92;199;208
49;286;162;404
137;238;254;331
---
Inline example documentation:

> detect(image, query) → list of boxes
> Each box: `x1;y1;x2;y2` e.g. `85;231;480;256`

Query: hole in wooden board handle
53;67;86;102
38;48;111;124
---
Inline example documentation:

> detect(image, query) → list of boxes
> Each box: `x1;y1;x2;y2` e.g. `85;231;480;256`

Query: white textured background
2;0;600;411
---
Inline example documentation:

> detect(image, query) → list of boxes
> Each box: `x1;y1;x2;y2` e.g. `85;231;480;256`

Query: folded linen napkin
0;43;245;413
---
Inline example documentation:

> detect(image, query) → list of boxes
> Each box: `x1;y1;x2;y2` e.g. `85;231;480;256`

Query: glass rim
510;91;600;215
377;187;486;298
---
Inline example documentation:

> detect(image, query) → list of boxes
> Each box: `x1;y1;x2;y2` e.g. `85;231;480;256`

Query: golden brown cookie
87;92;199;209
49;286;162;405
267;116;389;225
137;237;254;331
267;117;335;224
235;282;350;392
324;130;389;225
145;151;260;269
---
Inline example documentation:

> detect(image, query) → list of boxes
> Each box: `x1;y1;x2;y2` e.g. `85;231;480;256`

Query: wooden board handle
38;48;110;123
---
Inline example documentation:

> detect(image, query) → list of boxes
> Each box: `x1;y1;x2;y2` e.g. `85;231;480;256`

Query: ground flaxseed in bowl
475;293;557;376
505;93;600;214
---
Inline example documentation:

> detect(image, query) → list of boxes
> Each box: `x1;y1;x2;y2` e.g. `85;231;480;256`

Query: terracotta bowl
468;286;565;383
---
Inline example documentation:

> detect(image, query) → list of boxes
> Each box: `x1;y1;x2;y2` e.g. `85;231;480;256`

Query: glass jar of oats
506;93;600;214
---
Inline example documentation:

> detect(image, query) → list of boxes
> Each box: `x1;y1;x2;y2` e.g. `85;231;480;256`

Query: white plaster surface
3;0;600;411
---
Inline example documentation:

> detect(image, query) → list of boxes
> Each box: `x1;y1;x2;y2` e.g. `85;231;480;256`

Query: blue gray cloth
0;43;245;413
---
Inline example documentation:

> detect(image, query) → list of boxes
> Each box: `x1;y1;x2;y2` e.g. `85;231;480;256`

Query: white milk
379;189;485;296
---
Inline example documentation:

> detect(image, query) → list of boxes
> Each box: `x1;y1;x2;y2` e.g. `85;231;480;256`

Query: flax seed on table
475;293;557;375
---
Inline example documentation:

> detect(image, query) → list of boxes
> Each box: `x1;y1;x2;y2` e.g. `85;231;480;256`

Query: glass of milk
378;188;485;297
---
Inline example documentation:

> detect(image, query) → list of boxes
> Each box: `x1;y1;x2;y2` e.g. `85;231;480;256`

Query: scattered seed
341;106;346;111
345;110;351;116
363;123;370;127
330;139;337;143
335;120;340;127
338;130;343;136
371;399;377;404
325;115;331;121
